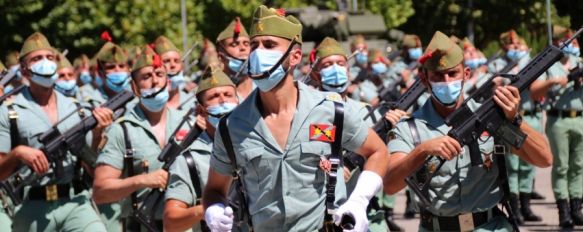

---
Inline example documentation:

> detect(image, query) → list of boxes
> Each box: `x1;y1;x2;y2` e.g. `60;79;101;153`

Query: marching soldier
384;31;552;231
93;45;188;231
74;54;103;107
153;36;197;111
95;41;132;105
54;51;80;98
164;65;239;232
0;60;10;232
203;5;390;232
216;17;255;101
0;32;113;232
459;38;489;94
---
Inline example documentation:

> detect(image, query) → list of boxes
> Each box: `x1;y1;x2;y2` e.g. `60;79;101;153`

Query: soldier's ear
130;79;139;96
463;65;471;81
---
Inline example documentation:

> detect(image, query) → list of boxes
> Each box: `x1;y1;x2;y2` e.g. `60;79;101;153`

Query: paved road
391;166;583;231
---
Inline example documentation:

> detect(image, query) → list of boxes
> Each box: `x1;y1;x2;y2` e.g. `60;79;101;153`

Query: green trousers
506;114;541;194
0;209;11;232
98;202;121;232
12;193;106;232
547;115;583;200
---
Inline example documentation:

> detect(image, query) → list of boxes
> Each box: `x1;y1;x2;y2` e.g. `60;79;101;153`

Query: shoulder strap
73;101;87;119
331;101;344;157
325;101;344;219
218;114;238;174
183;152;203;204
7;103;21;149
493;139;520;231
364;104;377;124
407;119;421;146
120;122;139;212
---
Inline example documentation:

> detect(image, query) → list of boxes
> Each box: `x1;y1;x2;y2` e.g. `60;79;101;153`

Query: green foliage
365;0;415;28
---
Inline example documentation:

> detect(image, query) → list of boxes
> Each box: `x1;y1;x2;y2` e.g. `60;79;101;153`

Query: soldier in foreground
384;31;552;231
203;5;390;231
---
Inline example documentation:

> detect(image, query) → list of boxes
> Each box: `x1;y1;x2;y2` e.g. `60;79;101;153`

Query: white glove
204;203;234;232
334;170;383;232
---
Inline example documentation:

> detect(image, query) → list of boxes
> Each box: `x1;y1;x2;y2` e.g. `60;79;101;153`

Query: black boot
531;180;545;200
570;198;583;225
384;208;403;231
557;199;574;229
520;192;542;221
510;193;524;225
404;190;416;219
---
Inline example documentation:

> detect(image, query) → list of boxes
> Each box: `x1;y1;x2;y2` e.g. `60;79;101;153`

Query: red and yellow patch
309;124;336;143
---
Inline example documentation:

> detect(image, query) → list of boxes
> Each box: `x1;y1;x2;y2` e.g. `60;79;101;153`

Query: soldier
0;32;113;232
3;51;25;93
92;45;187;231
216;17;255;101
459;38;489;94
153;36;197;111
95;41;131;104
349;35;369;84
202;5;390;232
74;54;103;106
164;65;239;232
54;51;80;98
0;60;10;232
384;31;552;231
529;26;583;229
386;34;423;89
488;30;545;224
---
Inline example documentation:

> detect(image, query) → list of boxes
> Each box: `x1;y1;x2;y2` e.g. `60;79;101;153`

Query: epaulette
325;92;342;102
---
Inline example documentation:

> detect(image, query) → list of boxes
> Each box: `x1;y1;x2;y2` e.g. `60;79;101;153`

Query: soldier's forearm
93;174;147;204
512;123;553;168
163;201;203;232
0;152;21;180
529;79;557;100
384;148;427;195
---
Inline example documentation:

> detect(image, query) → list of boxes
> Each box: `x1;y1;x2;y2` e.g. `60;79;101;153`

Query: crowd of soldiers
0;4;581;232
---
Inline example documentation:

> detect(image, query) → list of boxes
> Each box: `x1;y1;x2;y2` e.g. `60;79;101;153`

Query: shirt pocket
241;147;272;188
299;142;330;187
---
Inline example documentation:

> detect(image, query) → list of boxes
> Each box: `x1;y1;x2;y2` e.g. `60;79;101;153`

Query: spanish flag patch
309;124;336;143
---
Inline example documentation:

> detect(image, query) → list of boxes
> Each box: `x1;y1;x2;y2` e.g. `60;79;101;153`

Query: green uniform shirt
0;87;88;187
96;105;187;219
177;90;198;111
388;100;502;216
210;82;369;231
545;55;583;110
78;84;106;107
351;80;378;104
165;132;212;232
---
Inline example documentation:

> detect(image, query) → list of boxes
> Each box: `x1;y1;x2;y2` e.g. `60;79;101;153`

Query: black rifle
345;79;427;171
0;85;25;105
377;60;421;102
568;66;583;90
0;90;135;206
405;27;583;210
132;108;204;232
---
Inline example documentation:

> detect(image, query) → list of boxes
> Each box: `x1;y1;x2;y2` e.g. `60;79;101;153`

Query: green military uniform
0;61;11;232
388;31;514;231
95;42;138;108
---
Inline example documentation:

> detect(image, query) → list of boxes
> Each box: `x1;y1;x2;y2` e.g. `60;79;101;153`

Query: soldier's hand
12;145;49;174
141;169;168;189
205;203;233;232
384;109;407;127
493;85;520;121
196;115;207;131
92;107;114;133
552;77;569;88
420;136;462;160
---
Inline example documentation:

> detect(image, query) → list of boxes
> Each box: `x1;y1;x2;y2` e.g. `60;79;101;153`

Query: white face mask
248;48;288;92
29;59;58;87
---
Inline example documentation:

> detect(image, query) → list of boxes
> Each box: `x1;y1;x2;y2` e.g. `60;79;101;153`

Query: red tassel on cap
309;48;317;64
234;17;241;36
101;31;112;42
152;54;162;68
148;43;156;50
418;51;433;64
275;8;286;16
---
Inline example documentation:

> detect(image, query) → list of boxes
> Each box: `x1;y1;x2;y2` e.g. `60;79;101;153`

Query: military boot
384;208;403;231
570;198;583;225
557;199;574;229
520;192;541;221
510;193;524;225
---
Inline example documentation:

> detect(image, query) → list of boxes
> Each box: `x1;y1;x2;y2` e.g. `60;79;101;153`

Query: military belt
28;183;72;201
420;207;503;231
547;109;583;118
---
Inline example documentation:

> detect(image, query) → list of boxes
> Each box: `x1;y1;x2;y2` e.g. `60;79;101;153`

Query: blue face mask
320;64;349;93
248;48;288;92
408;47;423;60
430;80;463;105
30;59;58;88
140;86;169;112
371;62;388;75
562;43;581;57
464;59;482;70
507;49;527;61
79;71;92;85
227;56;245;73
105;72;130;93
206;102;238;127
355;52;368;65
4;85;13;93
54;79;78;96
168;71;185;91
95;75;103;87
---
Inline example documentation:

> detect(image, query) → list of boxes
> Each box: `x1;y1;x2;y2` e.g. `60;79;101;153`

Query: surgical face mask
248;48;288;92
464;59;482;70
507;49;527;61
408;47;423;60
54;79;78;97
168;71;185;91
4;85;13;93
227;56;245;74
562;43;581;57
79;71;92;85
430;80;463;106
206;102;238;128
355;52;368;65
105;72;130;93
140;85;169;112
29;59;58;88
320;64;349;93
95;75;103;87
371;62;387;75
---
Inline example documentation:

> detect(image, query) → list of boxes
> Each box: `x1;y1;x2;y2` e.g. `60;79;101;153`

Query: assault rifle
405;27;583;210
345;78;427;171
0;85;25;105
0;90;135;206
132;107;204;232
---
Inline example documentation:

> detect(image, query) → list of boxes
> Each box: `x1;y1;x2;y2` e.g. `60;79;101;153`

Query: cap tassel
275;8;286;17
153;54;162;68
234;17;241;37
309;48;317;64
148;43;156;50
101;31;112;42
419;51;433;64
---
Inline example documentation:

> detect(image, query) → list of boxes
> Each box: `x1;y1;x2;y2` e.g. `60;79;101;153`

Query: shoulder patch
326;93;342;102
